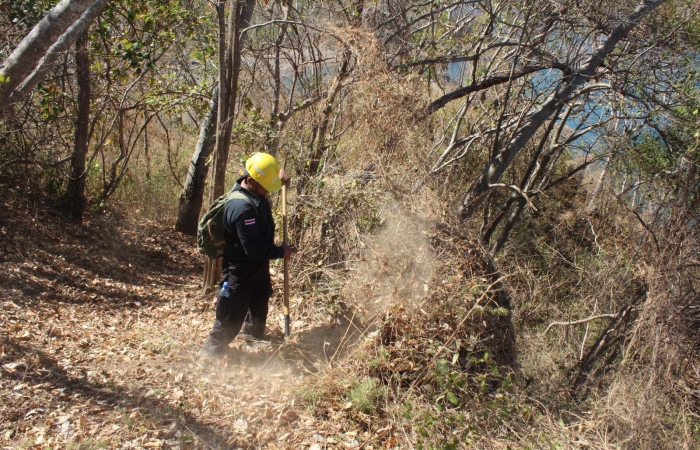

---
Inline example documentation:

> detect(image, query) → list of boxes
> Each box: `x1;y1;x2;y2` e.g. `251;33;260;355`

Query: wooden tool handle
282;184;290;336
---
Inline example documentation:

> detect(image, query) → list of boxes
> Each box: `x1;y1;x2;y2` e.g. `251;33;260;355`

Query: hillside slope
2;192;697;449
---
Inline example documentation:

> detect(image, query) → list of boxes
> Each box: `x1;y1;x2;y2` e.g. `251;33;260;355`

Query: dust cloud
345;200;436;319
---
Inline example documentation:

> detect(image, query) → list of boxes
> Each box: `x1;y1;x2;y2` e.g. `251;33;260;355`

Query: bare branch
488;183;539;212
396;41;519;68
241;19;352;51
542;314;618;336
426;64;553;114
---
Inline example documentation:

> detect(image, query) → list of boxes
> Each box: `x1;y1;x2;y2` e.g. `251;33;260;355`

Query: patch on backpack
244;218;256;226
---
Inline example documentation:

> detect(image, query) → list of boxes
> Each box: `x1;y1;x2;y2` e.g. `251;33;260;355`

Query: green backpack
197;189;257;258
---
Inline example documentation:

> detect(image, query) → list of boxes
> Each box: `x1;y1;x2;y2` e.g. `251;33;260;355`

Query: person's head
244;152;281;196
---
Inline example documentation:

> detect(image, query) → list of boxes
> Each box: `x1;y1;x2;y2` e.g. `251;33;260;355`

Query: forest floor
0;198;365;449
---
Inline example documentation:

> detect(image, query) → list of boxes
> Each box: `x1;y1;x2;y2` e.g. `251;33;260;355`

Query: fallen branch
573;286;647;391
542;314;617;336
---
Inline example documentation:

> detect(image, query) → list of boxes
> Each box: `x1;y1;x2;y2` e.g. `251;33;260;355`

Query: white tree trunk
0;0;108;111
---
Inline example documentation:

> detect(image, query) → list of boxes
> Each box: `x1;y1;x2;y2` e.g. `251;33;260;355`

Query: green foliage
232;105;269;153
298;385;321;413
96;0;211;79
347;377;386;413
37;82;68;121
621;80;699;213
0;0;220;210
6;0;56;31
409;350;524;448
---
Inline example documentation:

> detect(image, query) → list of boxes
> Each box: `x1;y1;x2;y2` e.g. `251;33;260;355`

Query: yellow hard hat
245;152;282;192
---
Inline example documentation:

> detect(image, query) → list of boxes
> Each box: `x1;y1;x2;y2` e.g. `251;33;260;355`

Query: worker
203;152;293;356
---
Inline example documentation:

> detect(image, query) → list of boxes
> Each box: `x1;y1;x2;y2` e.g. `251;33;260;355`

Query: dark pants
204;259;272;354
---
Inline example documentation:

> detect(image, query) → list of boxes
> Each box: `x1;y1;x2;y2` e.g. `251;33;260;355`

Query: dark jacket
222;177;284;264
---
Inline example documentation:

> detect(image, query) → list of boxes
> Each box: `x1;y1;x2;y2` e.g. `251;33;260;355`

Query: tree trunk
458;0;666;220
484;110;563;253
586;156;611;213
175;92;218;235
265;0;291;156
307;52;351;175
58;32;90;222
0;0;108;112
203;0;256;291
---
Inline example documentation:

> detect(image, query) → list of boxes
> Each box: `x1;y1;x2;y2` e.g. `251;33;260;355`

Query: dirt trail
0;202;357;448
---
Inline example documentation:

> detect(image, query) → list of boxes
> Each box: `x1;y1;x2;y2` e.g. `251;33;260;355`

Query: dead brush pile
277;30;434;342
498;181;700;448
578;215;700;448
296;217;529;447
268;29;538;445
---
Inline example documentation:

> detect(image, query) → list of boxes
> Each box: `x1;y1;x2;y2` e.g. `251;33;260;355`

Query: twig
329;310;359;363
240;20;352;51
542;314;617;336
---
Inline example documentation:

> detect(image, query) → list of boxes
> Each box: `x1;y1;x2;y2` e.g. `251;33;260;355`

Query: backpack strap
227;190;259;217
196;188;259;258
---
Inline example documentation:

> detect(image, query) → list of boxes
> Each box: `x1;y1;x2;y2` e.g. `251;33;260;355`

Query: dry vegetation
4;154;696;448
2;141;699;448
3;62;699;450
0;194;370;448
1;2;699;448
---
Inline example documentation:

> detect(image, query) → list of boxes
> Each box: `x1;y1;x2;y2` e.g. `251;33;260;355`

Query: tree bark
175;92;218;235
586;155;611;213
210;0;255;201
58;32;91;222
0;0;108;112
265;0;291;156
484;109;563;253
426;64;552;115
